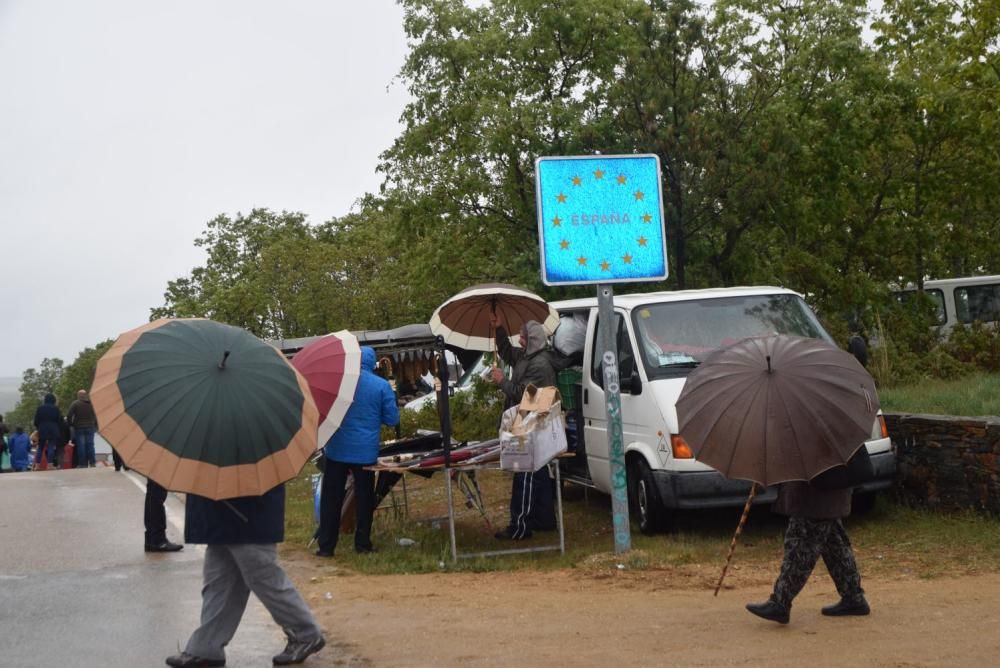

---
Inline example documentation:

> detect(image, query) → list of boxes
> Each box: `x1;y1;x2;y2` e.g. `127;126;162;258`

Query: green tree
8;358;65;430
55;341;114;411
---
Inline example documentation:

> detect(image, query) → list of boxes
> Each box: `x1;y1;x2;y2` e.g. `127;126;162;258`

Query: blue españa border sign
535;154;668;286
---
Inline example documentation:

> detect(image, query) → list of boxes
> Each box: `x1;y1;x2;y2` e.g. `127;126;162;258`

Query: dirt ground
282;553;1000;667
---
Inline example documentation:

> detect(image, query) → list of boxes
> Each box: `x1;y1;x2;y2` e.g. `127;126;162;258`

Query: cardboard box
500;385;568;472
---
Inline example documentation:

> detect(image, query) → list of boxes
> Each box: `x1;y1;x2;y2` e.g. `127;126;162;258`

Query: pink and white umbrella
291;330;362;446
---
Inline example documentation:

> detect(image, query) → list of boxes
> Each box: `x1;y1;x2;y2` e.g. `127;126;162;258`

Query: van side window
894;288;947;325
954;284;1000;324
590;313;636;391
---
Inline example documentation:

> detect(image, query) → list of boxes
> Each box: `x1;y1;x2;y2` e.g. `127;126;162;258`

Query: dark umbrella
676;334;880;593
91;318;319;500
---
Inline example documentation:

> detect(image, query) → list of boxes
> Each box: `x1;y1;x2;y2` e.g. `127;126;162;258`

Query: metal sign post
596;284;631;553
535;154;668;555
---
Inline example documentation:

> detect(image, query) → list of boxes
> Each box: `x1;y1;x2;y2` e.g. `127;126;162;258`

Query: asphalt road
0;467;283;667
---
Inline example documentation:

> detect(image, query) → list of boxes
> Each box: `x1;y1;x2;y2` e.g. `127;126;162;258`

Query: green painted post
597;284;631;553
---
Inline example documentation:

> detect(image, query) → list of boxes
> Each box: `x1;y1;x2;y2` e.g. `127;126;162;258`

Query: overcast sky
0;1;411;378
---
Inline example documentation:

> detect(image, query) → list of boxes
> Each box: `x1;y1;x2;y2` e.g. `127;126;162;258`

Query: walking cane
714;483;757;596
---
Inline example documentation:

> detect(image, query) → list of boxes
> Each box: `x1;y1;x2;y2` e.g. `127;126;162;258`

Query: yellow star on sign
638;236;648;247
617;174;627;184
572;175;582;186
622;254;633;264
577;256;588;266
552;216;562;226
559;239;569;249
600;260;610;271
594;169;604;180
642;212;652;223
633;190;644;201
557;192;567;203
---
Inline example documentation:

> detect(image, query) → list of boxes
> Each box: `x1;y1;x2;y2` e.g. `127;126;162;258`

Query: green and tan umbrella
91;318;319;500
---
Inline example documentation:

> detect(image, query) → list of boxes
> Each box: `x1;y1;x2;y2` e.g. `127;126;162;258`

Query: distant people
0;414;8;472
144;479;183;553
33;393;64;467
315;346;400;557
489;316;576;540
166;484;326;667
67;389;99;467
745;480;870;624
8;427;31;472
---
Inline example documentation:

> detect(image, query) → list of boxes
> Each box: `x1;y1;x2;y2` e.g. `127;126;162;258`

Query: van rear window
633;294;832;375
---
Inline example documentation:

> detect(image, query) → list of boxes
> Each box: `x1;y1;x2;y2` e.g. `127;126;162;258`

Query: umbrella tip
219;350;231;370
766;355;772;373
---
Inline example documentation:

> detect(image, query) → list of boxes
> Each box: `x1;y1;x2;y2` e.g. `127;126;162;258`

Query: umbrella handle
714;483;757;596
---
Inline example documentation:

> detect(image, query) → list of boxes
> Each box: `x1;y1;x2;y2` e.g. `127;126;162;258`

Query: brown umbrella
675;334;879;593
428;283;559;352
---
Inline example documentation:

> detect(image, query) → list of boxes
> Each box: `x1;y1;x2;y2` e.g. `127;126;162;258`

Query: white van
551;286;895;533
893;275;1000;334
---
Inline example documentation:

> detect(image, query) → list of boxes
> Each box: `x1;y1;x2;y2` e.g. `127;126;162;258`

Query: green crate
557;368;583;411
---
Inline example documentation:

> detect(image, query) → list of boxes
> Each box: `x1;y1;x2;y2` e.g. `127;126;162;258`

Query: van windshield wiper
660;360;700;369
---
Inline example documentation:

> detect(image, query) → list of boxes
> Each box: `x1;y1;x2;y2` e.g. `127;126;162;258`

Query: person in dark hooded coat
489;317;576;540
33;393;63;467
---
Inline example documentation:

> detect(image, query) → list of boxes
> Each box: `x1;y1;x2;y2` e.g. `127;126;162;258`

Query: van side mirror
847;335;868;368
628;370;642;395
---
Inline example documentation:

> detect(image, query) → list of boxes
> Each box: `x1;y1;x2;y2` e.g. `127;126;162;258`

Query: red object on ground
62;443;75;469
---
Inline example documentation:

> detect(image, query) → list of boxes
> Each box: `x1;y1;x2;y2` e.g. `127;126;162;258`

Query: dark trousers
317;461;375;553
772;517;864;608
507;466;556;538
144;479;169;546
111;448;125;471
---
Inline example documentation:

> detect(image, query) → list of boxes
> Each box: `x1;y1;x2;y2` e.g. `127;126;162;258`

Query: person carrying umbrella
166;484;326;667
88;317;328;666
488;315;578;540
676;334;878;625
745;479;871;624
314;346;400;557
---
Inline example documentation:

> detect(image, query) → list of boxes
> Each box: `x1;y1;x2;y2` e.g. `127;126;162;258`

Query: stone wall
884;413;1000;515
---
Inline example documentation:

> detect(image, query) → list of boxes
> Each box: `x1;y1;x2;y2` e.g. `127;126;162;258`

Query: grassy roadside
281;373;1000;578
879;372;1000;417
282;466;1000;579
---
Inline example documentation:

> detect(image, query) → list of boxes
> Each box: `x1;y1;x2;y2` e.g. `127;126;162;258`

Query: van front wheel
628;458;671;534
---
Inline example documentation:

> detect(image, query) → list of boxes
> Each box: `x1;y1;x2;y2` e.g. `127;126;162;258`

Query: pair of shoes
745;598;790;624
146;541;184;553
165;652;225;667
822;596;871;616
494;526;531;540
314;549;334;558
273;635;326;665
355;545;377;554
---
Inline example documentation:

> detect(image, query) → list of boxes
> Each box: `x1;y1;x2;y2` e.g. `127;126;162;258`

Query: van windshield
632;294;833;376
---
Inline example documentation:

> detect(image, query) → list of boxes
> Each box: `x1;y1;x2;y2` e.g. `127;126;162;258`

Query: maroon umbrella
290;330;362;447
675;334;879;593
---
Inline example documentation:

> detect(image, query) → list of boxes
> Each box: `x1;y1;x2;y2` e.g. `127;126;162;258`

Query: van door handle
583;388;588;405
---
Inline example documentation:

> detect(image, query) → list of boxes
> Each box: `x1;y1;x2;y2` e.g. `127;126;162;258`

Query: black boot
746;598;790;624
822;596;870;616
